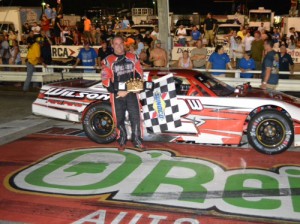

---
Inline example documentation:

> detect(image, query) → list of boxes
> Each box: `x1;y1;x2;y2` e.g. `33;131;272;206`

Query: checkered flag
140;73;182;133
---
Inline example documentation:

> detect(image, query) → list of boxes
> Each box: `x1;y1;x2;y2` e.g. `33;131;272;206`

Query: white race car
32;69;300;155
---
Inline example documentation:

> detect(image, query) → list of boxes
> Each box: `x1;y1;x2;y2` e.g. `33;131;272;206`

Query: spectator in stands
233;36;244;68
53;15;63;45
114;20;121;30
261;29;268;41
31;22;41;38
124;36;135;49
26;31;36;46
41;14;51;37
97;41;113;66
139;51;152;68
23;37;43;92
206;45;232;77
178;50;193;69
191;39;207;69
128;44;137;54
56;0;63;18
288;35;297;50
9;39;22;67
83;16;92;45
122;16;130;29
257;22;266;33
90;25;96;45
73;41;98;73
105;28;115;43
94;28;101;45
133;30;143;42
239;51;256;78
51;8;57;26
287;27;298;41
45;4;52;21
72;28;79;45
278;43;294;79
106;16;115;30
136;37;145;56
229;30;238;66
100;25;107;34
261;39;279;90
150;26;159;42
150;40;168;67
65;28;74;45
61;26;69;45
237;25;246;41
190;25;201;46
23;23;31;37
0;35;10;70
143;31;153;46
272;28;281;48
8;30;17;47
251;31;264;70
176;24;187;46
244;30;254;52
41;31;53;73
203;13;217;47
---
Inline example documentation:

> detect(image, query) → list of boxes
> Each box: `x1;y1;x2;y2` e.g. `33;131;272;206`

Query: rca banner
19;45;101;59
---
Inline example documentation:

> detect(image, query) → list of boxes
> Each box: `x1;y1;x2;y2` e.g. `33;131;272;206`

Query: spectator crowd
0;7;299;91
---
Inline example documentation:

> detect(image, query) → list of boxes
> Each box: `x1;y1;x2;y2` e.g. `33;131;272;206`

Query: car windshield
196;74;235;96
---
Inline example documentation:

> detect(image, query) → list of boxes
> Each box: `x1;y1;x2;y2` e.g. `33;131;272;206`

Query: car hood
235;87;300;107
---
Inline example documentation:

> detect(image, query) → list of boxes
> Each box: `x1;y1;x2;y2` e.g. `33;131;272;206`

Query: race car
32;69;300;155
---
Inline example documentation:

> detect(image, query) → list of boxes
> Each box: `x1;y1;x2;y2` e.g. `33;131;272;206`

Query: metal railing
0;64;299;92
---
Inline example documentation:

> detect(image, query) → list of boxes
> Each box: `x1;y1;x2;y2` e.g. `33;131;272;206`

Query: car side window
174;77;191;95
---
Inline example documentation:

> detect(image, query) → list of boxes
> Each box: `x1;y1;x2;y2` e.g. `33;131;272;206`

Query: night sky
1;0;291;15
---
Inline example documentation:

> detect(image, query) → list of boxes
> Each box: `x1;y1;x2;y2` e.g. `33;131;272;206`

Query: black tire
82;103;117;144
247;109;294;155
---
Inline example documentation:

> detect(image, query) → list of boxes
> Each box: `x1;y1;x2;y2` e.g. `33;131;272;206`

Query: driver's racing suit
101;52;144;147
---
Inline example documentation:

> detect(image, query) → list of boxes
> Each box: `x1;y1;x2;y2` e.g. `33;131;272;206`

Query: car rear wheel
247;109;294;155
82;103;117;144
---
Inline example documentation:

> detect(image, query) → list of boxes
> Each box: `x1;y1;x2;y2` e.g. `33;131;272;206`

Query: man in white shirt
176;24;187;46
244;30;254;52
31;22;41;38
257;22;266;32
150;26;159;42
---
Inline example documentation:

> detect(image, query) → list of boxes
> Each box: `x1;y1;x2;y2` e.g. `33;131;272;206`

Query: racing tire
82;103;117;144
247;109;294;155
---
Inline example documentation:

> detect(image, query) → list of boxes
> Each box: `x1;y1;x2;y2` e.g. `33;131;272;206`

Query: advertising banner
172;46;300;63
20;45;101;59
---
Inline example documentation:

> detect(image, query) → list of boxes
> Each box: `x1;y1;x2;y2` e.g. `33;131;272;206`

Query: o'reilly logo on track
9;148;300;221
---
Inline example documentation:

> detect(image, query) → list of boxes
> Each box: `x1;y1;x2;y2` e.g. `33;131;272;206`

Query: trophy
126;78;144;93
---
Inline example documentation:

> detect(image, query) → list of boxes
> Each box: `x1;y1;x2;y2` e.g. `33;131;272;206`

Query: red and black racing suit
101;52;143;147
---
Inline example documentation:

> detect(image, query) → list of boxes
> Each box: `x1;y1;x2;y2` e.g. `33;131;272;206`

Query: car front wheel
247;109;294;155
82;103;117;144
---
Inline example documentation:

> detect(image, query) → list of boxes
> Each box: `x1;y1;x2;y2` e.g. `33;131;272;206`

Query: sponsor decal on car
8;148;300;222
153;91;167;120
44;88;110;101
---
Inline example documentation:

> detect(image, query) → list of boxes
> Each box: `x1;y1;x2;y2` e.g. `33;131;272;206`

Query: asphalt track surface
0;120;300;223
0;90;300;223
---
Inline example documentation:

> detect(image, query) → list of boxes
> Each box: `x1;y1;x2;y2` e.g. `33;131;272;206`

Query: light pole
153;0;157;15
41;1;46;13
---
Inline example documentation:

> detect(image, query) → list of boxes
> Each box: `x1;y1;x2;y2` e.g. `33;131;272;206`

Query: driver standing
101;36;144;150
